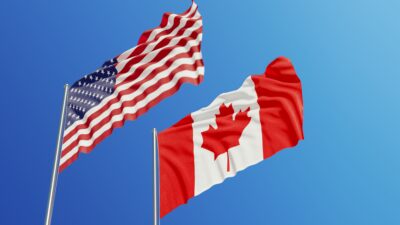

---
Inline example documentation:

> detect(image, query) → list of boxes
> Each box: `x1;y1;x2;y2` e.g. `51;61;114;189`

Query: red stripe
62;42;202;146
137;4;198;45
158;113;195;218
60;75;203;169
59;152;78;173
147;7;199;47
130;14;200;59
62;59;203;158
117;26;202;75
251;56;304;159
116;38;202;88
145;19;199;57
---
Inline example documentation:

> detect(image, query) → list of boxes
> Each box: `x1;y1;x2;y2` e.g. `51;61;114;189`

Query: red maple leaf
201;104;251;172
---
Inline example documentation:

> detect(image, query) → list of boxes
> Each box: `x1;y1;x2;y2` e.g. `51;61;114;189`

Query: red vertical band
252;56;304;159
158;115;195;218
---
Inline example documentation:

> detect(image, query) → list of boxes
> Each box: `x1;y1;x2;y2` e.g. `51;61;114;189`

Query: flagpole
153;128;159;225
45;84;69;225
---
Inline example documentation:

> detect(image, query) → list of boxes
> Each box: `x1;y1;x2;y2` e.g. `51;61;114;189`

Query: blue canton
65;58;118;129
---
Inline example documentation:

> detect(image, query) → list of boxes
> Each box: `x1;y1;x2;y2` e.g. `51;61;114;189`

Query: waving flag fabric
158;57;304;217
60;1;204;171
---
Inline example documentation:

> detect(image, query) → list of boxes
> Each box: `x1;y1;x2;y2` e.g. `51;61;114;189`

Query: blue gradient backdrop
1;0;399;224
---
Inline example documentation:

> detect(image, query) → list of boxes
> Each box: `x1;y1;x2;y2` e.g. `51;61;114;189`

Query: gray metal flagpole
45;84;69;225
153;128;160;225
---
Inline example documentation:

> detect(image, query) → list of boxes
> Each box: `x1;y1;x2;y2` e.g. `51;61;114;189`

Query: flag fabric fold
60;1;204;171
158;56;304;217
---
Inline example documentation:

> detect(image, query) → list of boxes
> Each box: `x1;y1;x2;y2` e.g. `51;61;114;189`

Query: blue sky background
1;0;400;224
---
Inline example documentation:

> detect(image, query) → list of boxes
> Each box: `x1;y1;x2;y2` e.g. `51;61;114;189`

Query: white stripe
117;13;201;62
60;66;204;166
142;12;202;53
115;19;202;79
116;30;203;85
63;34;202;140
146;3;198;43
138;14;201;63
62;52;203;150
117;4;199;61
117;43;202;93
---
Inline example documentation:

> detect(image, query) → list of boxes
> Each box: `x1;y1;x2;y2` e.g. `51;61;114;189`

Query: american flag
60;2;203;171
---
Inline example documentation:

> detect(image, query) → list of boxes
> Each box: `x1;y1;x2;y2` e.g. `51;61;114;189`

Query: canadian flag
158;56;304;217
